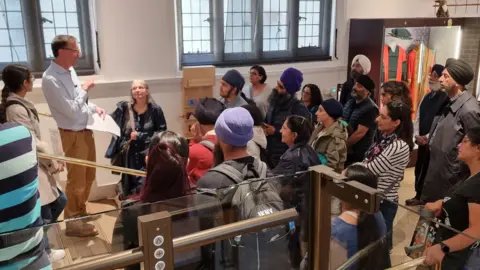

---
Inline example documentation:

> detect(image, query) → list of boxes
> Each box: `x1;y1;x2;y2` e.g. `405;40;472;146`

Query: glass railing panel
0;172;303;269
173;214;298;270
379;195;480;270
170;173;302;269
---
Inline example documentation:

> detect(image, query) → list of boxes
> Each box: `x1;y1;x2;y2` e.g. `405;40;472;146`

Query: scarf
364;132;398;163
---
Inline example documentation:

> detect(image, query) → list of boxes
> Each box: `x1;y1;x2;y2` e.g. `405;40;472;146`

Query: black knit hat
321;99;343;120
222;69;245;91
431;64;445;77
242;104;263;126
194;97;226;125
356;75;375;92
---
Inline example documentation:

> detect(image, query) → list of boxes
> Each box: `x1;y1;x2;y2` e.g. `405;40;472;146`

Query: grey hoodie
247;126;267;159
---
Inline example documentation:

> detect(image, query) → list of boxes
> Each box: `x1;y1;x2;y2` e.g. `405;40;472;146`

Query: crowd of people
1;33;480;270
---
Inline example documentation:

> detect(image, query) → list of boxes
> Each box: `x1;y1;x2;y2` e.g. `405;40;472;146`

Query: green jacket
309;120;348;173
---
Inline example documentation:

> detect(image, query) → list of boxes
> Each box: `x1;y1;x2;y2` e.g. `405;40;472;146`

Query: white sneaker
48;249;66;263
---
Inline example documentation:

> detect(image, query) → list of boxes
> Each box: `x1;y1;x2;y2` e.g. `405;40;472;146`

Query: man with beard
406;64;448;206
343;75;379;166
421;58;480;203
219;69;249;108
263;68;311;167
340;54;372;106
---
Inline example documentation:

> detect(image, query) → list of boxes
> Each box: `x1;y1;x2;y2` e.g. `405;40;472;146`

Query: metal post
138;211;174;270
308;165;380;270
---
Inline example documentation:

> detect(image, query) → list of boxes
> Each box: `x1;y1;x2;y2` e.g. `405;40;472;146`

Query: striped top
0;123;51;269
365;139;410;201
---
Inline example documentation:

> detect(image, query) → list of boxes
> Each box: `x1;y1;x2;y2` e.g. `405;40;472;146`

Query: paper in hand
87;113;121;137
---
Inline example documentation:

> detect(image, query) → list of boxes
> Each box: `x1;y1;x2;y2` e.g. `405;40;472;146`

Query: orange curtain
407;44;435;118
383;45;407;82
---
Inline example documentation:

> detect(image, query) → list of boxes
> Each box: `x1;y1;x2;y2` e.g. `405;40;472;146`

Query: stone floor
46;168;422;269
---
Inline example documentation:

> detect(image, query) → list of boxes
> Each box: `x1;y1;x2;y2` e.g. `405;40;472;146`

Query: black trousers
414;145;430;199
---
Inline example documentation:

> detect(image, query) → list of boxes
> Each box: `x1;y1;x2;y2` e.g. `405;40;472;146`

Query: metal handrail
38;152;146;177
386;257;427;270
173;208;298;251
57;208;298;270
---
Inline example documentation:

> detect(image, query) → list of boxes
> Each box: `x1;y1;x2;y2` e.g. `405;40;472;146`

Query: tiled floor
48;168;422;269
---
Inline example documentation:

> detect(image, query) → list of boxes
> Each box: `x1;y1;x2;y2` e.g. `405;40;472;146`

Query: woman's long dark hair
387;100;414;150
136;131;189;203
381;81;412;108
150;131;189;160
285;115;313;145
0;64;31;122
302;84;323;108
344;164;388;270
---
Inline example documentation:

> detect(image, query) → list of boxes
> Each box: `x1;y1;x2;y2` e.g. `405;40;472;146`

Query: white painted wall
24;0;477;200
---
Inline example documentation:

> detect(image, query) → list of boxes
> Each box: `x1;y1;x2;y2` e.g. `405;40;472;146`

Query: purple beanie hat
215;107;254;147
280;68;304;94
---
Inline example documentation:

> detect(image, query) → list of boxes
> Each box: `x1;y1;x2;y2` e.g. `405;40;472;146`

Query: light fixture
454;27;462;59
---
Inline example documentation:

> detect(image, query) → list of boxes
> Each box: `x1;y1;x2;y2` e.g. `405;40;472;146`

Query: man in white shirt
42;35;105;237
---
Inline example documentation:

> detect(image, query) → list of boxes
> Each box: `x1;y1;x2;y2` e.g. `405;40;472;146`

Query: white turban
351;54;371;75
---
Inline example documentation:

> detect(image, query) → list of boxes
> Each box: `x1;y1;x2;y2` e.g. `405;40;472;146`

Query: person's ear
393;119;401;129
145;155;149;167
293;132;298;141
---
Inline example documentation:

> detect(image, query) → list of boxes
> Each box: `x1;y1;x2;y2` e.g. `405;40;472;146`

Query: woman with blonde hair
105;80;167;199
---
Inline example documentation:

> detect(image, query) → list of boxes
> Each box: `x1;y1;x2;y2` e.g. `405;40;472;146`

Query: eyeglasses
62;47;81;54
302;90;311;96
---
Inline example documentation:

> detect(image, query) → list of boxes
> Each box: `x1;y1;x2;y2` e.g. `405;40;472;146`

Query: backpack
209;159;288;270
240;91;256;105
210;158;284;220
0;100;38;124
199;139;215;152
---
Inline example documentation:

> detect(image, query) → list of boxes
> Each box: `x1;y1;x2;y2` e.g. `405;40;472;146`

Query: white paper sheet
86;114;121;137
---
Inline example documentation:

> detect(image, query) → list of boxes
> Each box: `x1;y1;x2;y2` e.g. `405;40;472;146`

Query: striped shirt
0;123;51;270
365;139;410;201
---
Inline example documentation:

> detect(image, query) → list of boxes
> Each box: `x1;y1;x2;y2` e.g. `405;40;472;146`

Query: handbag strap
123;103;135;149
128;103;135;133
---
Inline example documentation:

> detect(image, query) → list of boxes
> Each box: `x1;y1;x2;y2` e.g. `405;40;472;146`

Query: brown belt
58;128;90;133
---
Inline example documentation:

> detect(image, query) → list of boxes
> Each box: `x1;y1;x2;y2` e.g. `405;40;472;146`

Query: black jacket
272;143;320;240
265;95;311;167
105;101;167;159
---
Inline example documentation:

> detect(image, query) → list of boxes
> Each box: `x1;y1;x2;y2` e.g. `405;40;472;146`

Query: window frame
0;0;94;76
176;0;333;68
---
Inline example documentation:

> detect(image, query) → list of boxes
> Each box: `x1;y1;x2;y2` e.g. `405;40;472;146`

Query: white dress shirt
42;61;96;131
